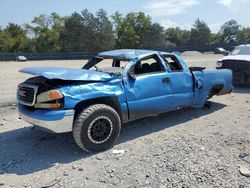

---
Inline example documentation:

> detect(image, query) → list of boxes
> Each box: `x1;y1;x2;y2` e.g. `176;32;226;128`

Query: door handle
162;77;170;84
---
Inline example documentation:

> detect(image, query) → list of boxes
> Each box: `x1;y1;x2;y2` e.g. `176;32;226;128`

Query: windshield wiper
109;72;122;77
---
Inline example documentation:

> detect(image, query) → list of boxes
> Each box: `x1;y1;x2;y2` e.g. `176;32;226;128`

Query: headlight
37;90;63;103
35;89;63;109
216;61;223;68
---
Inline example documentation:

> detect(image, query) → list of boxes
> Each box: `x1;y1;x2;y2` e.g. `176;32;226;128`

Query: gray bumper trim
19;110;74;133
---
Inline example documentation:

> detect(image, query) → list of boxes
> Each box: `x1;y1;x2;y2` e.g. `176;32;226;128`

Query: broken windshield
82;57;129;75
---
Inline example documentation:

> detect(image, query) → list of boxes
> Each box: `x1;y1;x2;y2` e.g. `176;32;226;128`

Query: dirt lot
0;54;250;187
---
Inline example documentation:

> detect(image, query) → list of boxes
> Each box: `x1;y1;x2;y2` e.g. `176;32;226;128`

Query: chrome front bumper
18;104;74;133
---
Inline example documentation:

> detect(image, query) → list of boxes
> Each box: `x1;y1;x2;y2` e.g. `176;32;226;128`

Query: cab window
133;55;164;75
162;55;183;72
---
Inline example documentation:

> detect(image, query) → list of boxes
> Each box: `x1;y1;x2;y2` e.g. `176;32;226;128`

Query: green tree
112;12;165;49
210;33;222;44
61;9;114;52
5;23;33;52
60;12;84;52
0;28;12;53
164;27;190;46
140;23;165;49
189;19;211;45
93;9;115;51
25;12;64;52
219;19;241;43
0;23;33;53
112;12;140;48
236;28;250;44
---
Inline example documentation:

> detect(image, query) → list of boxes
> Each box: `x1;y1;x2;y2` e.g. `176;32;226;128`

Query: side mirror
128;71;136;80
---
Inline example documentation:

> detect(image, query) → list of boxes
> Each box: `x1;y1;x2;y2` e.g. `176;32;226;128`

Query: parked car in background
216;44;250;85
214;47;229;55
16;56;27;62
17;49;232;152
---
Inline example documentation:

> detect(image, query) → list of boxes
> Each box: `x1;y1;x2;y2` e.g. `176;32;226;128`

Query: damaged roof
98;49;169;60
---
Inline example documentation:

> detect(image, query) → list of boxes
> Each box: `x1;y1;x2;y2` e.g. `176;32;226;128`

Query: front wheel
73;104;121;152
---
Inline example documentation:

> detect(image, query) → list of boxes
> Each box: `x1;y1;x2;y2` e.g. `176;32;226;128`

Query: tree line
0;9;250;53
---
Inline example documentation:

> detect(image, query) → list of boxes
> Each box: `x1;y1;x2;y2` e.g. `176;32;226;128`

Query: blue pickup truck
17;49;232;152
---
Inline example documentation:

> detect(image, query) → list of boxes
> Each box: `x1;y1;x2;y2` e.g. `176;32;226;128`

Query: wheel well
208;84;224;98
74;97;123;122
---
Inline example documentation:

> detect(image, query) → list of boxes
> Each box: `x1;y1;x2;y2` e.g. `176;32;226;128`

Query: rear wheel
73;104;121;152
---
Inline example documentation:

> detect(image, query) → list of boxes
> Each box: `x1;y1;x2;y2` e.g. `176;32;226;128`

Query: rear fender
192;69;232;107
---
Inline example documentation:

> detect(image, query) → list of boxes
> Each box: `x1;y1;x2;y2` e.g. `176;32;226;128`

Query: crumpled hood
220;55;250;62
19;67;112;81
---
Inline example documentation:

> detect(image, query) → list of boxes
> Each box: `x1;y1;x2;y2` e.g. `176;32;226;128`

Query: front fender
60;79;126;109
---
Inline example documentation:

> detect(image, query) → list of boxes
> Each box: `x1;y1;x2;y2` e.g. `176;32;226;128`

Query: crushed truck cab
17;49;232;152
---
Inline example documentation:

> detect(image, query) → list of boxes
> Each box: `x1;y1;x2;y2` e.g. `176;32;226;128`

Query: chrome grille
221;60;250;84
17;84;38;106
222;60;250;71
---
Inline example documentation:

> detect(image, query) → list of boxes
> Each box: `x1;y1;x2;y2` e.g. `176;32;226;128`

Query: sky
1;0;250;33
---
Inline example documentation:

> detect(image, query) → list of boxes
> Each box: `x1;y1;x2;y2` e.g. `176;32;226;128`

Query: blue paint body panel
18;49;233;124
192;69;232;107
18;104;74;121
98;49;158;60
60;79;125;109
20;67;112;81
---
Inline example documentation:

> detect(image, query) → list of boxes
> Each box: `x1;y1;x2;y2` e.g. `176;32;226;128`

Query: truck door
124;54;193;120
160;54;193;108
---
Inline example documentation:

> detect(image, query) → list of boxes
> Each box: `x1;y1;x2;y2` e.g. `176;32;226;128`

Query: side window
162;55;183;72
134;55;164;75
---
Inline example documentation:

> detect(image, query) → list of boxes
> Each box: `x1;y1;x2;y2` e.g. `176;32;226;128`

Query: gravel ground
0;54;250;188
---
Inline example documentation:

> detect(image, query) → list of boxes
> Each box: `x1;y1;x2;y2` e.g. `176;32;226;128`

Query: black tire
73;104;121;152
